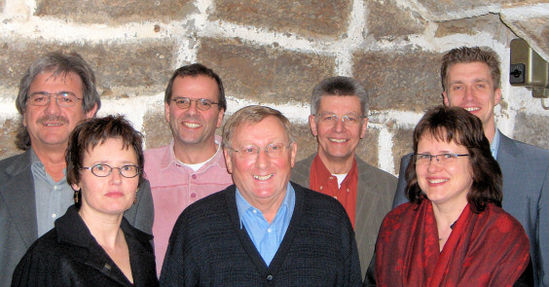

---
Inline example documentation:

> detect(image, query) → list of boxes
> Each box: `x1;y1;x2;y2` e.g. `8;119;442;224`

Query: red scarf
375;201;530;286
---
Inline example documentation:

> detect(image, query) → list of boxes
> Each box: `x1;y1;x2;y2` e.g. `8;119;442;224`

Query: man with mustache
144;63;232;274
392;46;549;286
0;51;154;286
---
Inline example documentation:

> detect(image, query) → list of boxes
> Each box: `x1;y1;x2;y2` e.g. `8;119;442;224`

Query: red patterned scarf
375;201;530;286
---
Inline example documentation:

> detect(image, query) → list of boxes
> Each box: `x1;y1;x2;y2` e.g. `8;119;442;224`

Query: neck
79;208;124;249
32;144;68;182
483;120;497;143
246;187;288;224
318;152;354;174
173;140;218;164
431;199;467;231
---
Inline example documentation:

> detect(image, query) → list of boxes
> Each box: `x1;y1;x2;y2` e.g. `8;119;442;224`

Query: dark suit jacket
0;150;154;287
11;205;158;287
292;155;397;278
392;132;549;286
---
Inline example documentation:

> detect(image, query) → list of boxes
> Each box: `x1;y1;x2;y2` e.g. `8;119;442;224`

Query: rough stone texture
419;0;534;16
513;112;549;150
35;0;195;24
0;39;174;98
211;0;350;38
356;126;380;168
391;127;414;176
503;16;549;61
367;0;426;40
197;37;336;105
435;14;512;43
353;50;442;111
291;123;316;162
142;110;171;149
0;119;22;160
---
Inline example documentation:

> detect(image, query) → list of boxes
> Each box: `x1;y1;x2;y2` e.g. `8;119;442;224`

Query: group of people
0;45;547;287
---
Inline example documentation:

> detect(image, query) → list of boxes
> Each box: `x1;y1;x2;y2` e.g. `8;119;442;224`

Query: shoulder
0;152;29;174
293;182;348;217
500;134;549;162
356;158;397;187
144;145;169;161
483;204;528;233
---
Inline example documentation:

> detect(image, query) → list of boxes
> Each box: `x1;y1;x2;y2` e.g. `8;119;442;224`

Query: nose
186;99;199;114
333;116;345;132
109;168;123;184
44;95;61;114
426;156;443;172
464;86;474;101
255;149;269;168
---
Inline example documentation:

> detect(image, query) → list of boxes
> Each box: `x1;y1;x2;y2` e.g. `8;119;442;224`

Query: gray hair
15;51;101;150
310;76;369;116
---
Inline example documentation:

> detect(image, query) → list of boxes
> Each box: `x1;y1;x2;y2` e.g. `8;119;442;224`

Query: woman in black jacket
12;115;158;287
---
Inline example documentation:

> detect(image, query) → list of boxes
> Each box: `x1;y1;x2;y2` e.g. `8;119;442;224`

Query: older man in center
160;105;362;286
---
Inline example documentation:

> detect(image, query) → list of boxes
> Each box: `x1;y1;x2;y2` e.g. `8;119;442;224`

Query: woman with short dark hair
12;115;158;287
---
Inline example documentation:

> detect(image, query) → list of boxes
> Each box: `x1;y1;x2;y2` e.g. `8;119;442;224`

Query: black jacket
11;205;158;287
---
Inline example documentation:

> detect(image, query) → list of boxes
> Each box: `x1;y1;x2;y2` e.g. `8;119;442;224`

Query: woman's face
415;133;473;208
73;137;139;217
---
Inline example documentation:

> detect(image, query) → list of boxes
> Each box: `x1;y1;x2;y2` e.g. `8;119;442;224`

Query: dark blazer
291;155;397;278
160;183;362;286
11;205;158;287
392;132;549;286
0;150;154;287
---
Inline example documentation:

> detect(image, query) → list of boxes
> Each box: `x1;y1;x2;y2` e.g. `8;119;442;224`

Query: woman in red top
374;106;530;287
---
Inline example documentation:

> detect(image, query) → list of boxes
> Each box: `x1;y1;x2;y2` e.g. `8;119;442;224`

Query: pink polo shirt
144;137;233;274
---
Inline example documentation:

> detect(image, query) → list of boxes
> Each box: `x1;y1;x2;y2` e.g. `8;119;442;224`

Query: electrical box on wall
510;38;549;98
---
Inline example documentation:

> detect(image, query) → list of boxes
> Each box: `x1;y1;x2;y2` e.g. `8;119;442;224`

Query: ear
309;114;318;137
164;102;171;123
71;183;80;191
442;91;450;106
223;148;233;174
494;88;502;105
360;118;368;139
216;109;225;128
85;103;99;119
289;142;298;168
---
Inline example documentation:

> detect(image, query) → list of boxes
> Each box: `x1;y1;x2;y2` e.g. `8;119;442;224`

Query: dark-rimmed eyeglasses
80;163;140;178
414;153;469;165
172;97;219;111
28;92;82;107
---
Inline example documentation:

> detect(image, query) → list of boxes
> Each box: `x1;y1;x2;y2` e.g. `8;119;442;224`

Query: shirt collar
491;129;501;160
159;135;223;170
235;183;295;228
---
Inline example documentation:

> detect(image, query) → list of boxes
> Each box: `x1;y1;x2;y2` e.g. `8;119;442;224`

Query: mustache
180;115;202;123
37;115;69;125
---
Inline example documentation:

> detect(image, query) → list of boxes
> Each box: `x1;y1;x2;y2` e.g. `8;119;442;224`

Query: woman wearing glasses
12;115;158;286
373;106;530;286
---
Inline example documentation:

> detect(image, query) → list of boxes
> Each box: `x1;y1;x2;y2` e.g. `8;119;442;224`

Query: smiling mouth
428;179;448;184
43;122;64;127
464;107;480;112
254;174;273;181
329;138;347;143
183;122;201;128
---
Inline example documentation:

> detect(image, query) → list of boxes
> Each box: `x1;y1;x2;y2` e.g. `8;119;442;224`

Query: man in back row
144;63;232;273
392;46;549;286
0;52;153;286
292;76;397;278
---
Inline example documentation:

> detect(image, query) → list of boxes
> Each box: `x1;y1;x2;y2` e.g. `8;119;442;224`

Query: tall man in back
392;46;549;286
144;63;232;273
291;76;397;277
0;52;153;286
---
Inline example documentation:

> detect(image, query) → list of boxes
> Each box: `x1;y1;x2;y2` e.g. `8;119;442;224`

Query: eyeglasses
28;92;82;107
229;143;291;159
80;163;140;178
315;112;365;126
172;97;219;111
414;153;469;165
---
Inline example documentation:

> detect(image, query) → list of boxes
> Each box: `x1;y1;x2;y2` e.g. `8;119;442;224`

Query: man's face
165;75;224;147
224;116;297;208
443;62;501;134
24;71;96;150
309;95;367;163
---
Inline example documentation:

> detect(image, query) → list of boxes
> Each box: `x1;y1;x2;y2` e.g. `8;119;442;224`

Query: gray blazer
0;150;154;287
392;132;549;287
292;155;397;278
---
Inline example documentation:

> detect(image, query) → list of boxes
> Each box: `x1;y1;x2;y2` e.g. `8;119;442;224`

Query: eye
268;144;283;152
198;99;212;107
416;154;430;160
442;153;455;159
94;164;107;171
343;115;358;122
242;146;257;154
452;85;463;91
58;93;74;103
175;98;190;105
31;95;47;103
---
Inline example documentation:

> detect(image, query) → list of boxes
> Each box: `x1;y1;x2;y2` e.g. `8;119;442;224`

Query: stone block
197;37;336;105
435;14;511;43
291;123;316;162
142;110;171;150
513;112;549;150
356;126;380;168
391;127;414;176
0;39;174;99
35;0;195;24
353;49;442;111
419;0;534;16
210;0;350;38
367;0;425;40
0;118;22;161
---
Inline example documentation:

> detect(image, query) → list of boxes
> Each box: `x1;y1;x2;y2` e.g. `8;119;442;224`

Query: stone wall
1;0;548;176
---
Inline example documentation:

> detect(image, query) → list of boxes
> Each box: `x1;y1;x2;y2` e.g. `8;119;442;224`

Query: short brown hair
440;46;501;92
222;105;293;151
405;105;502;213
66;115;144;208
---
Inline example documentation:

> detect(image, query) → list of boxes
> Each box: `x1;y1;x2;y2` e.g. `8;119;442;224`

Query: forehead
447;62;492;82
29;70;84;93
232;116;288;144
318;95;361;113
172;75;218;99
